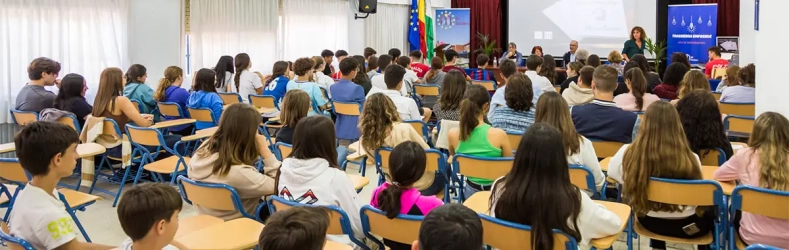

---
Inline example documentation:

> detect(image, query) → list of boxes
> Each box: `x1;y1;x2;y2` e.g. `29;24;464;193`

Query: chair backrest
414;84;440;96
276;142;293;160
249;94;278;109
404;120;429;141
712;92;722;100
177;176;243;212
267;196;345;235
506;132;523;148
101;118;123;139
730;186;789;220
130;100;142;112
646;177;723;207
480;214;578;250
591;141;624;158
56;113;81;131
375;148;444;173
0;159;30;185
568;165;596;196
158;102;184;117
452;154;513;180
218;92;242;104
724;115;755;135
719;102;755;117
700;148;726;166
126;125;165;148
1;221;34;250
332;101;362;116
471;80;496;91
711;67;726;79
745;244;784;250
360;205;423;248
319;87;330;101
188;108;215;123
9;110;38;126
554;86;561;92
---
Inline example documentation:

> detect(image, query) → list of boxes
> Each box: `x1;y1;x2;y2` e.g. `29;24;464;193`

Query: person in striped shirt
469;54;498;88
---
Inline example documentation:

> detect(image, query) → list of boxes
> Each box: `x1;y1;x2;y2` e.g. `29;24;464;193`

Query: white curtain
0;0;129;123
190;0;278;74
364;3;410;57
282;0;349;61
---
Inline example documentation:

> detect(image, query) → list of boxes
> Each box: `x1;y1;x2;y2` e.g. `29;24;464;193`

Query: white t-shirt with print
237;70;263;103
118;238;180;250
8;185;78;249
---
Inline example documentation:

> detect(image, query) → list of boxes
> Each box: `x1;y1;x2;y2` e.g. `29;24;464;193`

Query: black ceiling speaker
358;0;377;14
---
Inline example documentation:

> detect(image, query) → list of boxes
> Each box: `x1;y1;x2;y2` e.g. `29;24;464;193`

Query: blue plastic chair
745;244;784;250
374;147;451;202
130;99;143;112
700;148;727;166
8;110;39;127
0;222;35;250
331;101;363;142
627;177;726;250
125;124;188;186
729;186;789;250
719;102;756;117
87;118;141;207
177;176;267;222
569;165;603;200
248;94;279;110
452;154;514;202
268;196;370;250
479;213;579;249
404;120;433;148
360;205;424;250
274;142;293;162
724;115;755;138
218;92;243;104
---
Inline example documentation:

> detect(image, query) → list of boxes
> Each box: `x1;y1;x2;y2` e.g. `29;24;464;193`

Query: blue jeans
420;173;446;196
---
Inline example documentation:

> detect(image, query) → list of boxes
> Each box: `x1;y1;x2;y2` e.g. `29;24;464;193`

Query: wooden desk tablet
150;119;196;129
177;217;264;250
702;165;735;195
76;143;107;158
589;201;631;249
175;215;224;239
462;191;491;214
181;127;219;142
600;157;612;172
348;174;369;190
324;240;352;250
224;104;275;114
0;142;14;154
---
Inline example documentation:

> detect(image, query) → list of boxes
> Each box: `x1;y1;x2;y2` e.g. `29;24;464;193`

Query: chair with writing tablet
360;205;424;250
700;148;727;166
590;140;625;159
471;80;497;92
506;131;523;150
719;102;755;117
404;120;433;147
8;110;38;127
452;154;513;202
218;92;243;105
728;186;789;250
375;147;450;202
569;165;603;200
125;125;189;186
267;196;369;250
724;115;755;138
480;213;579;250
177;176;267;222
331;101;363;142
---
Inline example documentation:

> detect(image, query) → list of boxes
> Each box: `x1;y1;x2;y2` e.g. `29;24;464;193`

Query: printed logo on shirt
280;187;319;205
47;217;75;240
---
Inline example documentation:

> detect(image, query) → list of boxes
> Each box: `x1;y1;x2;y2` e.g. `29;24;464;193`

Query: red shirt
442;65;467;77
705;58;728;77
411;63;430;78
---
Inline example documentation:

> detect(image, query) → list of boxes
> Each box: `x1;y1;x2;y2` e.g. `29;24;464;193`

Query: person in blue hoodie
154;66;193;136
124;64;159;120
187;69;224;129
263;61;291;107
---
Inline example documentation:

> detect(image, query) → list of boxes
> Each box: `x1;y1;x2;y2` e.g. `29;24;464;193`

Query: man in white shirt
379;64;432;122
370;54;407;96
9;122;114;250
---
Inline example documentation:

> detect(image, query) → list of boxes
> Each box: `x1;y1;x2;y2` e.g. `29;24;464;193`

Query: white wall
128;0;181;87
753;0;787;116
738;0;756;65
348;0;367;55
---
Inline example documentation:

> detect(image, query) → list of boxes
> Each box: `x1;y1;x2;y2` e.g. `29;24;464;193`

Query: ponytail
459;85;490;141
426;56;444;83
234;53;251;92
425;69;439;82
153;66;183;101
153;78;172;101
377;185;404;219
234;67;243;91
625;67;647;110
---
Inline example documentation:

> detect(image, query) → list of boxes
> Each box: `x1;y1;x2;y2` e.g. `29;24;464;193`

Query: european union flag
407;0;421;53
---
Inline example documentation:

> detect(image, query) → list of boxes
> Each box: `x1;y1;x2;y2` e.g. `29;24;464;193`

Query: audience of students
370;54;394;93
586;54;602;68
608;50;625;75
630;54;662;93
442;50;469;80
262;61;292;106
214;55;235;92
490;73;536;133
560;61;584;94
413;204;483;250
720;63;756;103
614;67;660;112
654;62;689;100
187;69;224;129
432;70;466;121
715;112;789;249
124;64;157;116
370;142;444;250
188;103;280;220
258;206;331;250
535;92;606;195
16;57;60;112
153;66;193;135
490;123;621;250
608;101;713;250
331;58;366;141
287;57;330;116
469;54;497;86
562;65;595;105
715;65;741;92
117;183;186;250
351;55;374;95
571;66;640;143
275;90;310;145
488;59;518;117
676;90;734;161
235;53;264;102
423;57;447;86
277;115;364;248
409;50;429;78
320;49;335;76
705;46;729;78
523;55;554;94
449;85;513;199
396;56;420;95
53;73;92;128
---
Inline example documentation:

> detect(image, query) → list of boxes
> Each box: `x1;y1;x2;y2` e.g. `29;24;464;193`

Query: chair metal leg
111;166;133;207
131;158;148;187
59;194;91;242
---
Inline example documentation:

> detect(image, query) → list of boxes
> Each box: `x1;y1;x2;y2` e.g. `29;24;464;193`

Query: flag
417;0;427;56
425;15;434;60
408;0;421;53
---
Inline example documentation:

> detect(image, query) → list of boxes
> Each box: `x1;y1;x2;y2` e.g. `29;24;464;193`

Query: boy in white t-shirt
116;183;187;250
396;56;422;97
8;122;114;250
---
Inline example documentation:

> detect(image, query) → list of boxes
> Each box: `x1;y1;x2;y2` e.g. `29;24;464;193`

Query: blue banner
435;8;470;66
667;4;718;65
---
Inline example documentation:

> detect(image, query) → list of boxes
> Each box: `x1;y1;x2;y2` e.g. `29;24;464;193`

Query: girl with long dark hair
214;55;235;92
53;73;92;127
262;61;291;105
614;67;660;111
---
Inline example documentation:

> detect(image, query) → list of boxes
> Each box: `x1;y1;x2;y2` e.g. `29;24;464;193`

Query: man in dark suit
562;40;579;67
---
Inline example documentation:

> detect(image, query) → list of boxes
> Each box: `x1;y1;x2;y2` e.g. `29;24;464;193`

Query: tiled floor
0;163;699;250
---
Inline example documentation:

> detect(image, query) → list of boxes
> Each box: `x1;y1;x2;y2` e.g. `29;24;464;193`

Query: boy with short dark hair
332;50;350;79
330;58;366;140
411;204;483;250
442;50;469;80
16;57;60;112
409;50;430;78
571;65;640;143
388;48;402;62
379;65;431;122
469;54;498;86
370;54;394;93
364;47;377;61
321;49;335;76
396;56;422;91
705;46;728;78
117;183;187;250
562;65;596;105
9;122;114;250
259;206;331;250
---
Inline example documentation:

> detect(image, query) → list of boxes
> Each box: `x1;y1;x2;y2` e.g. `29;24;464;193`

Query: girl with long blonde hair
153;66;192;135
715;112;789;248
607;101;713;250
275;90;311;144
677;70;711;99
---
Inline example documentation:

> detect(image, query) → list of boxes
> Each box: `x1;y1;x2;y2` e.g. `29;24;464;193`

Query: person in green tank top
448;85;513;200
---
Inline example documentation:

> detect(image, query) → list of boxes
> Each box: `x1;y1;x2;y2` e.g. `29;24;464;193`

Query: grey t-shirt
15;84;56;112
